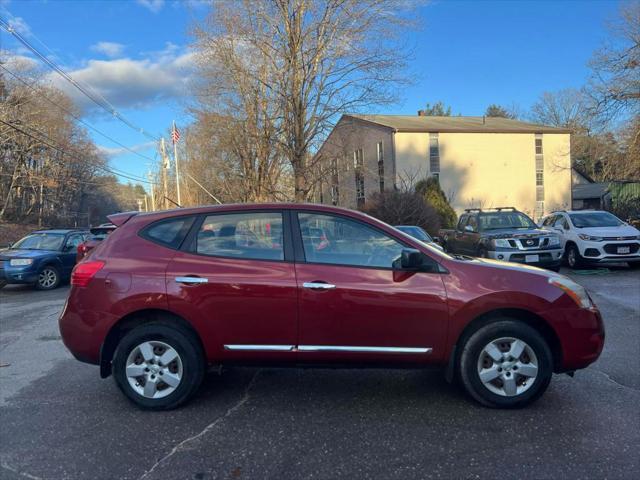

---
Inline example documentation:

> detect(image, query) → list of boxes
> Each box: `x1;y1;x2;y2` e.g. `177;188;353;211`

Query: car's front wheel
459;320;553;408
113;322;205;410
565;244;583;269
35;265;60;290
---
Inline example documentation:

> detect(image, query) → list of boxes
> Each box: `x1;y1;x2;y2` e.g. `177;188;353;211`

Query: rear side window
195;212;284;261
141;216;194;250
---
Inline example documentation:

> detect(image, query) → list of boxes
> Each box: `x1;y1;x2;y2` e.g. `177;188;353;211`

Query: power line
0;119;153;184
0;64;157;163
0;16;161;143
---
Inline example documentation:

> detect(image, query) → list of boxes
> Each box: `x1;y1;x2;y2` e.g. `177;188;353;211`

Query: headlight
548;236;560;246
549;277;592;309
578;234;603;242
491;238;511;248
10;258;33;266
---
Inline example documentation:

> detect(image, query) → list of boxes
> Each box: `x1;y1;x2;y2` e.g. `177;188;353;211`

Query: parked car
439;207;563;271
394;225;444;251
76;223;116;262
59;204;604;410
0;229;89;290
539;210;640;269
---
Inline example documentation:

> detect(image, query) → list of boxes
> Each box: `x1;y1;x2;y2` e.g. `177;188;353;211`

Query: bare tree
530;89;591;130
587;2;640;121
192;0;418;201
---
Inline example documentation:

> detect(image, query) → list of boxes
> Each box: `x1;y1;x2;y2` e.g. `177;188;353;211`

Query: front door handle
303;281;336;290
175;276;208;285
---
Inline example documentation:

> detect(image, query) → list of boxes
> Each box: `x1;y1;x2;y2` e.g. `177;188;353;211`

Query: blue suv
0;229;89;290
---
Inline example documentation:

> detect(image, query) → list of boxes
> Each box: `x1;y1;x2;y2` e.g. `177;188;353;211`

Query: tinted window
142;217;194;249
467;216;478;232
196;212;284;261
569;212;623;228
457;214;468;231
298;213;404;269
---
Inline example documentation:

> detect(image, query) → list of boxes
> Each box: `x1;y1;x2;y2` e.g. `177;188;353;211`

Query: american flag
171;123;180;144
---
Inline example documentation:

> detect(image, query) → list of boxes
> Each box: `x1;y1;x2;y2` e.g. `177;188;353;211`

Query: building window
535;133;544;217
429;133;440;175
354;148;365;208
377;142;384;193
331;158;339;206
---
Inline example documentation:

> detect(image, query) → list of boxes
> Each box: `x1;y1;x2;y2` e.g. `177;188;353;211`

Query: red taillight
71;261;105;287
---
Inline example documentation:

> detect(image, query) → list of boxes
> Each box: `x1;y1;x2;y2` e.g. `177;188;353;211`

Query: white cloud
136;0;165;13
3;54;38;72
90;41;126;58
4;14;31;36
98;141;156;158
46;48;196;113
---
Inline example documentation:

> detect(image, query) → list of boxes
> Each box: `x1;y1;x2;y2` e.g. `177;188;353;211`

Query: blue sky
0;0;622;186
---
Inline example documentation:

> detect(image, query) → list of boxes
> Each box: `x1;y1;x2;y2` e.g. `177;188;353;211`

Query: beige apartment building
314;114;572;220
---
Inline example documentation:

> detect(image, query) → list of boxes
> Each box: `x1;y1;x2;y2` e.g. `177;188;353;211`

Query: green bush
415;177;458;229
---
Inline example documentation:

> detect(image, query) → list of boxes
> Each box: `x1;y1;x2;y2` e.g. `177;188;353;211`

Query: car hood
482;228;552;239
0;249;59;260
576;225;640;237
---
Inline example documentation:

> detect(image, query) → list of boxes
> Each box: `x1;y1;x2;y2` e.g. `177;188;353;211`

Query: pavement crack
138;369;262;480
1;462;43;480
592;369;639;392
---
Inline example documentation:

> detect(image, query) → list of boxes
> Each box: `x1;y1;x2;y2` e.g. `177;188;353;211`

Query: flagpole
173;120;181;206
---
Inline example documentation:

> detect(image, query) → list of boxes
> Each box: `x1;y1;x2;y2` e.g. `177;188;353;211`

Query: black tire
565;244;583;269
35;265;60;290
478;247;488;259
459;319;553;408
113;322;205;410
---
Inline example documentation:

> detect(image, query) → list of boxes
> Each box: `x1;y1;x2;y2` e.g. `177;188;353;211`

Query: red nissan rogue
59;204;604;410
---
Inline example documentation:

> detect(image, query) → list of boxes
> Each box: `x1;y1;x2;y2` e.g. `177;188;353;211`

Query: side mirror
464;225;474;233
400;248;424;270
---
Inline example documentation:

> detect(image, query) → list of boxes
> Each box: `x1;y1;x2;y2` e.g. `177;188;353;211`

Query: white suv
540;210;640;269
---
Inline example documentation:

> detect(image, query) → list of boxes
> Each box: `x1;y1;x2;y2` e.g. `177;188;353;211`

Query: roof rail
463;207;517;213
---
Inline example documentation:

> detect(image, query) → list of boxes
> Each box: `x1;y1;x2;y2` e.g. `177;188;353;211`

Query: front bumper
579;240;640;263
487;248;564;268
0;264;39;284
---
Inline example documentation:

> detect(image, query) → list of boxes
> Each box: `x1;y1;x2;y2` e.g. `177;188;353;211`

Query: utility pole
160;138;169;210
172;121;182;206
147;169;156;211
144;195;149;212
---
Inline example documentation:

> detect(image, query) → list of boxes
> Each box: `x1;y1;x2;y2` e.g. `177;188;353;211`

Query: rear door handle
175;276;208;285
303;282;336;290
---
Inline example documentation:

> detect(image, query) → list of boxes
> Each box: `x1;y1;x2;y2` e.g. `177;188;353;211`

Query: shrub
415;177;458;229
361;190;440;235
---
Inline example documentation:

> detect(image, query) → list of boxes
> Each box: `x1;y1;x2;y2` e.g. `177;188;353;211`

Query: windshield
12;233;65;251
479;212;537;230
395;226;433;242
569;212;623;228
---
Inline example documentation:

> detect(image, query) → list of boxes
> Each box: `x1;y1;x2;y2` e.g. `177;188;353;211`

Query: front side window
196;212;284;261
479;212;537;230
298;213;404;269
65;234;84;250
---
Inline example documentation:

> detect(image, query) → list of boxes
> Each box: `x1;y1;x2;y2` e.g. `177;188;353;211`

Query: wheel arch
446;307;563;381
99;308;205;378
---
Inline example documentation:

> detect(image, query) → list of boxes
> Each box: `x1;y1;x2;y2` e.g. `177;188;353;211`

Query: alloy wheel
125;341;183;399
38;268;58;289
477;337;539;397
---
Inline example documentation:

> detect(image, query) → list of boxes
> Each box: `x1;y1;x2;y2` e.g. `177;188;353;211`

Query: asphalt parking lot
1;267;639;480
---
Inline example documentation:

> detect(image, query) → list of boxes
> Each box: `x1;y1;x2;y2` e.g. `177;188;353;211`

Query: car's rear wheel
459;320;553;408
113;323;205;410
35;265;60;290
565;244;583;269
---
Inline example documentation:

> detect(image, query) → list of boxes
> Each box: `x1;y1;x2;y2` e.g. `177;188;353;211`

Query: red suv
59;204;604;410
